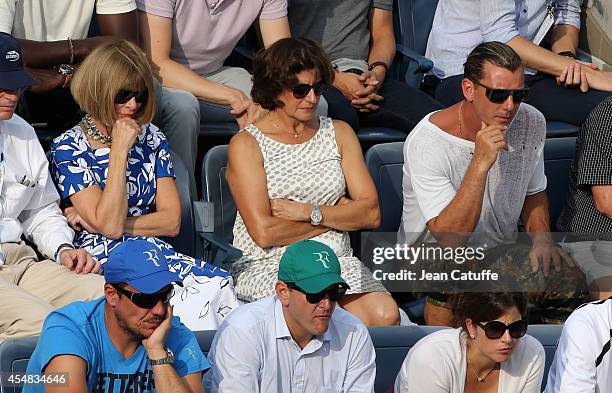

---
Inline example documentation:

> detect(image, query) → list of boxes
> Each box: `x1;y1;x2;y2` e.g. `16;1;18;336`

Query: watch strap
148;349;174;366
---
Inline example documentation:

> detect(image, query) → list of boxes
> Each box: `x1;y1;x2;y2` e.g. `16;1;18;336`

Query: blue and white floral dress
49;123;238;330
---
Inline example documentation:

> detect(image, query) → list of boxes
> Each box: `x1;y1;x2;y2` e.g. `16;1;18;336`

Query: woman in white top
395;293;545;392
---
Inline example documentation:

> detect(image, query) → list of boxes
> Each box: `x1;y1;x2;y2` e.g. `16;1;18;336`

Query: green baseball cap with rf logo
278;239;349;294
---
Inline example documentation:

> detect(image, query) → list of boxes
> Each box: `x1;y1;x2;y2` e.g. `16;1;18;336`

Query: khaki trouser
0;242;105;341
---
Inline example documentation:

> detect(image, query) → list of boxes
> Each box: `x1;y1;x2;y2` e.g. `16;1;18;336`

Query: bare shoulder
228;130;263;164
331;119;359;145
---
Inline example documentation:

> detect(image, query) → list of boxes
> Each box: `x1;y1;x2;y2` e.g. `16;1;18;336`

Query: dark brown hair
251;37;335;110
452;292;528;331
463;41;523;82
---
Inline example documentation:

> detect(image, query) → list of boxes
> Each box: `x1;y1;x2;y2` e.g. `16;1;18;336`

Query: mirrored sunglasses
113;285;174;309
472;80;529;104
291;81;327;99
287;282;347;304
114;89;149;105
476;319;528;339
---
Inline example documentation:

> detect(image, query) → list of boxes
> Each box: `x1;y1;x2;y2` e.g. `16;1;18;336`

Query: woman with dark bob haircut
49;40;238;330
226;37;400;326
395;293;545;392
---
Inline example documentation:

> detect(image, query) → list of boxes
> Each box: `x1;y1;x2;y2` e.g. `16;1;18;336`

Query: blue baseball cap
0;32;37;90
103;239;183;294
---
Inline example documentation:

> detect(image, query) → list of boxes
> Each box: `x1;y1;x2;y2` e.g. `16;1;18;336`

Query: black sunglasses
113;285;174;309
114;89;149;105
286;282;347;304
291;81;327;99
471;80;529;104
475;319;528;340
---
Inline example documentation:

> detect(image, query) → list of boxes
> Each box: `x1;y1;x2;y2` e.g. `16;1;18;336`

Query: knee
161;87;200;120
370;295;401;326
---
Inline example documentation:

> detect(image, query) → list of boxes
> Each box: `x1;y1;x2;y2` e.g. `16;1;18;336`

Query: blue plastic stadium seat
543;137;577;228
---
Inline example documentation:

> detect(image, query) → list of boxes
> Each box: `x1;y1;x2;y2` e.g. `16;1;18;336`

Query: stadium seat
196;145;242;266
0;337;38;393
392;0;579;137
0;325;562;393
161;151;197;257
543;137;577;228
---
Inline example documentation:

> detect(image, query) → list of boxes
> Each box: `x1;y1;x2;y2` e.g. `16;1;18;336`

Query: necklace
81;114;112;145
457;100;464;138
268;112;300;139
473;365;496;383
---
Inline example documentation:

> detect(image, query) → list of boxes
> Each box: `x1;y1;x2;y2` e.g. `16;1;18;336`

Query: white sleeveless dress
231;116;386;302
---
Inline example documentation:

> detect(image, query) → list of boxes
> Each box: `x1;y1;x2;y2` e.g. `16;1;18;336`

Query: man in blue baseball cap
205;239;376;393
24;239;209;393
0;32;105;342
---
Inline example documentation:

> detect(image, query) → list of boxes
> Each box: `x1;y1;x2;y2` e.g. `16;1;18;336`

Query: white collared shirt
0;114;74;262
204;295;376;393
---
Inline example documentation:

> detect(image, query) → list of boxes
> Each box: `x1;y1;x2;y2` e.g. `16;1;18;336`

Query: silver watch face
311;208;323;225
57;64;74;76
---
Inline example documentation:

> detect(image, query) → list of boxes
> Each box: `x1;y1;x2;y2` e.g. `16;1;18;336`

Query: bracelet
67;37;75;65
557;51;576;59
368;61;388;73
54;243;74;263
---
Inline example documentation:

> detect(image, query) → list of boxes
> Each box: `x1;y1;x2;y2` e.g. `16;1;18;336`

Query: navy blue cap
103;239;183;294
0;32;37;90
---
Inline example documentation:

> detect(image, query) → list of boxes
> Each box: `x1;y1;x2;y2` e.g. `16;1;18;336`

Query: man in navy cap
0;32;104;342
205;239;376;393
24;239;209;393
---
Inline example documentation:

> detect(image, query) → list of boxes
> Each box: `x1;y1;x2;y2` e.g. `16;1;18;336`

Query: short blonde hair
71;40;156;128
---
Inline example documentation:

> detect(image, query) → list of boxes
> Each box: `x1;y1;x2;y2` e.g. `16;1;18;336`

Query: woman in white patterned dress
226;37;400;326
48;40;238;331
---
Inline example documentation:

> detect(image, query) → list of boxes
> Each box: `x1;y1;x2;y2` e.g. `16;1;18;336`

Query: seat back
526;324;564;390
394;0;439;55
201;145;236;244
163;151;196;257
543;137;576;228
365;142;405;232
369;325;445;392
0;337;38;393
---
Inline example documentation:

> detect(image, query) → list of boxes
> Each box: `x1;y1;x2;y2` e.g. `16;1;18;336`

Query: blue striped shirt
426;0;581;78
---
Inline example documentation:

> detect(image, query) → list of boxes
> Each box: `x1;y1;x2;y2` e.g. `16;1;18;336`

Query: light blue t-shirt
23;297;209;393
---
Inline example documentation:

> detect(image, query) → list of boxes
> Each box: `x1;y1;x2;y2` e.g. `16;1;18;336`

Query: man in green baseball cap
205;239;376;393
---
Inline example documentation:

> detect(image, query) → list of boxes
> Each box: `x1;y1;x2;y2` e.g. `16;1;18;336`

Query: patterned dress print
231;116;386;302
49;123;238;330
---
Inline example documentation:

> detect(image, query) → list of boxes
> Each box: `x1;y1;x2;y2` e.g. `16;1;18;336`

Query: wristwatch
310;203;323;226
148;349;174;366
56;64;74;88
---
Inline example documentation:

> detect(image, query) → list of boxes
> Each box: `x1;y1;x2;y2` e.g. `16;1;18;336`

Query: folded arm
226;131;330;249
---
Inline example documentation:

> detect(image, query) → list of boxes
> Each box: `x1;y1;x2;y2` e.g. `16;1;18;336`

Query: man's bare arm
19;11;138;68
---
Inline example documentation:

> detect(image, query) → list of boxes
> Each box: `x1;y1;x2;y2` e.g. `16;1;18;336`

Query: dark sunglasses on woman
114;89;149;105
471;80;530;104
113;284;174;309
287;282;347;304
291;81;327;99
475;319;528;340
